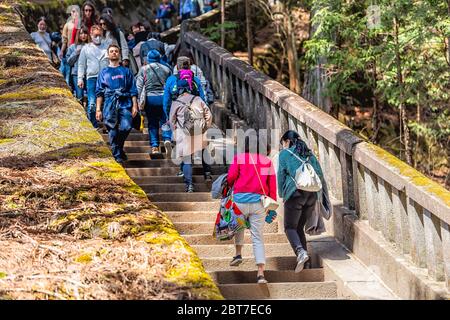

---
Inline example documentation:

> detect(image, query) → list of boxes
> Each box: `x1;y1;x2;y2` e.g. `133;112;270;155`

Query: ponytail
280;130;311;158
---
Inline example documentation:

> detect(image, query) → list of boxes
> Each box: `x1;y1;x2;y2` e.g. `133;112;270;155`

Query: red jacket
227;153;277;201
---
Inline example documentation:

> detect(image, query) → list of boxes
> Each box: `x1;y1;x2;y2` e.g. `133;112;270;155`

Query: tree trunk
370;60;380;143
245;0;254;65
302;7;333;113
221;0;225;48
283;6;300;93
447;1;450;65
393;15;412;165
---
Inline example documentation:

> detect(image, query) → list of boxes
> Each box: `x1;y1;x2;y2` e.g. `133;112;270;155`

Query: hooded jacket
77;39;111;81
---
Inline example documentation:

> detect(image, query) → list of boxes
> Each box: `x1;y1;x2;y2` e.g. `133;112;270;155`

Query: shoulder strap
148;63;165;86
249;154;267;197
286;148;308;163
175;95;196;108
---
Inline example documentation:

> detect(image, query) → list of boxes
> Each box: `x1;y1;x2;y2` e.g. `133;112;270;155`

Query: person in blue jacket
96;44;139;164
163;56;205;118
155;0;176;31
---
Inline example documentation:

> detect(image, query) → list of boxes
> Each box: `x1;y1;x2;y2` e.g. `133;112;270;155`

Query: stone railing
181;26;450;291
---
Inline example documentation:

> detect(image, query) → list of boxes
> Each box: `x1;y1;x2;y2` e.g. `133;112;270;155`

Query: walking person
178;0;200;21
67;26;90;103
226;136;277;284
95;44;139;164
99;14;129;67
163;56;205;117
155;0;176;32
173;49;208;98
277;130;326;273
136;49;173;156
77;24;111;129
169;72;212;192
30;17;53;62
81;1;98;33
59;5;81;87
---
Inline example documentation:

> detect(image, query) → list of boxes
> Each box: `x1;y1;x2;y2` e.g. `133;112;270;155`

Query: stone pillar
180;19;201;52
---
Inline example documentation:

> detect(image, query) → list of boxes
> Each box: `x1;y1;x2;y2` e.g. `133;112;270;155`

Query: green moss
0;272;7;279
75;253;93;264
0;87;72;102
0;138;14;144
367;143;450;207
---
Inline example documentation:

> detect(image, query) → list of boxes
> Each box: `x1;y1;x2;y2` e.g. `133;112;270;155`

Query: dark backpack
170;73;200;100
139;39;165;66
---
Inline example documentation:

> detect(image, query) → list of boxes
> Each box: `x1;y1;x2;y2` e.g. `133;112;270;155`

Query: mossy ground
0;2;222;300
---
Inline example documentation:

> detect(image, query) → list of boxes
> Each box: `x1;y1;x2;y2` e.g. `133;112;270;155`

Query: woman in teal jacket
277;130;325;273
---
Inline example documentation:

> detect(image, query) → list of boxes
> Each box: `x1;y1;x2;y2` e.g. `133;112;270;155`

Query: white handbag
250;154;279;212
286;149;322;192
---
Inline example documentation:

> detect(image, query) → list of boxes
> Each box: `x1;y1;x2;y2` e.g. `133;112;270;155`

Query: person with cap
136;49;173;156
95;44;138;164
168;69;212;192
163;55;205;118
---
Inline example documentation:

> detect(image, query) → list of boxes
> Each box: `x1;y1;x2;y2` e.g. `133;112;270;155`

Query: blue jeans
181;12;191;21
59;58;71;86
108;106;133;161
144;95;172;147
159;18;172;32
86;77;98;128
73;75;84;101
181;151;212;185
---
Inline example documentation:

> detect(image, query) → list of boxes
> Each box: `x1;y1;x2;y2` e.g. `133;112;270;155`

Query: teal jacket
277;146;325;201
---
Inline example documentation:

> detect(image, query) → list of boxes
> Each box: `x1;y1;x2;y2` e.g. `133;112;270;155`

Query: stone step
123;146;151;153
125;159;224;168
176;222;278;235
202;256;300;272
130;175;219;184
148;192;213;202
210;269;324;284
154;201;220;212
144;184;211;193
191;243;292;258
125;166;227;176
218;282;338;300
103;133;148;141
123;141;155;147
181;233;288;245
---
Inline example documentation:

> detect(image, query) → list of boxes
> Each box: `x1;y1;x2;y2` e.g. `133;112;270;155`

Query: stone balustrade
181;28;450;291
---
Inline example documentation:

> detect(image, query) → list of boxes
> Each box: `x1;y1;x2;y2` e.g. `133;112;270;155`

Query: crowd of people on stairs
29;0;332;286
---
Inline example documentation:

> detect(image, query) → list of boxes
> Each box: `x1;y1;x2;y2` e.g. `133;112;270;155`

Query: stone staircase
102;123;398;300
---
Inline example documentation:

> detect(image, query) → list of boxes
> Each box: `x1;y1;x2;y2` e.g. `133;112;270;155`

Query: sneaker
176;171;184;177
229;255;242;266
164;140;172;159
151;147;160;154
257;275;268;284
204;171;213;181
186;184;194;193
295;249;309;273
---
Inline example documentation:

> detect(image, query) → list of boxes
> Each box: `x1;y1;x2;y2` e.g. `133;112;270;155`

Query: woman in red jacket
226;137;277;284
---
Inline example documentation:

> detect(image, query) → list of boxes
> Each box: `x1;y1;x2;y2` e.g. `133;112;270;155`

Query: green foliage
201;21;239;42
303;0;450;179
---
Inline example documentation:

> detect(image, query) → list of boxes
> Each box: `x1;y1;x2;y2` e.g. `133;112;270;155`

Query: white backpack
286;149;322;192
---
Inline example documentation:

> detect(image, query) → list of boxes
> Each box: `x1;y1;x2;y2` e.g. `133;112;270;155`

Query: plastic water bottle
265;210;277;224
161;123;171;132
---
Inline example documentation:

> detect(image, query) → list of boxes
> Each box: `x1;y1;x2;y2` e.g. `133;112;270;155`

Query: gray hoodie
77;39;111;82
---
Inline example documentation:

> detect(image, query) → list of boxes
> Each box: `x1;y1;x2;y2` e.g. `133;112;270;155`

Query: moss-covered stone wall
0;0;222;300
